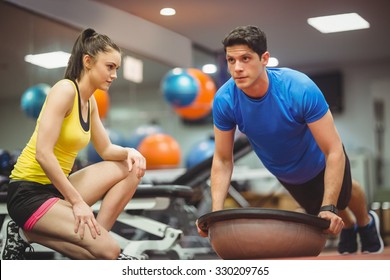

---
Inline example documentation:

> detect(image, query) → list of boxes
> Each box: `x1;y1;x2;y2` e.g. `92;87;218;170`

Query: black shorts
7;180;64;230
278;149;352;215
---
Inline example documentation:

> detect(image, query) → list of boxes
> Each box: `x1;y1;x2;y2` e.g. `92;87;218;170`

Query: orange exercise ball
138;133;181;170
93;89;110;119
173;68;216;120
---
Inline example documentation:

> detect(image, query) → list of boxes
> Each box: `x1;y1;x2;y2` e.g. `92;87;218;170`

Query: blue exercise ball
126;124;163;148
21;83;50;119
185;138;215;169
160;68;199;107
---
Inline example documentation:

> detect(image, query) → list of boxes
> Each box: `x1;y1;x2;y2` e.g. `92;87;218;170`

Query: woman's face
88;48;121;91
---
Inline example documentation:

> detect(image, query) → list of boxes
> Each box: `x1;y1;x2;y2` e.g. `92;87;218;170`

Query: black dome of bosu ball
197;208;330;259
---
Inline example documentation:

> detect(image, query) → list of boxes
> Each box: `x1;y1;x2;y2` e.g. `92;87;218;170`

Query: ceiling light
24;51;70;69
202;64;217;74
160;8;176;16
267;57;279;67
307;12;370;33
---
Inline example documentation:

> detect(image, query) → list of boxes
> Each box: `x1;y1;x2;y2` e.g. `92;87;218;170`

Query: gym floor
9;236;390;260
289;246;390;260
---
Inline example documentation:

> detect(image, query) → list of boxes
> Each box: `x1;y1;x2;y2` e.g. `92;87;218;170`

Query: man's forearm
322;149;346;207
210;159;234;211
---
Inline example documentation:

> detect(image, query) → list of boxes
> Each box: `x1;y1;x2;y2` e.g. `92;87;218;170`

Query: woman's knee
107;161;141;202
103;160;139;187
99;246;121;260
91;240;121;260
117;160;141;182
115;160;141;186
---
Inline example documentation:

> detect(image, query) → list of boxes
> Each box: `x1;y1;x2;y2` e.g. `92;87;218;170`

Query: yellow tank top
11;80;91;184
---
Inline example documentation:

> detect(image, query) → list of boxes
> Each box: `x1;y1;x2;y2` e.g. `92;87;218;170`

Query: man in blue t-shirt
197;25;383;255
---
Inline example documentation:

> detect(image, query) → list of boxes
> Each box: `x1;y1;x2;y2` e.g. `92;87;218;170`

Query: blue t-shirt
213;67;329;184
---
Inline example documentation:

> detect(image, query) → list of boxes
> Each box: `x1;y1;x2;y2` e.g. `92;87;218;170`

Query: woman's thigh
69;160;130;205
31;199;118;253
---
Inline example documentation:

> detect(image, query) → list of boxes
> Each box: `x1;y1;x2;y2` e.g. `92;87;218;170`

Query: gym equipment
20;83;50;119
185;137;215;169
161;68;216;121
118;136;254;259
138;133;181;170
197;208;330;259
169;136;252;188
93;89;110;119
94;184;197;260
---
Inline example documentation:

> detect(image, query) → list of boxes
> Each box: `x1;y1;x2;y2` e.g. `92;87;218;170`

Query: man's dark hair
222;25;267;58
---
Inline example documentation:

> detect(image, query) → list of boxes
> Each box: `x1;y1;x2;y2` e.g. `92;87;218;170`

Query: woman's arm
89;97;146;178
36;80;84;205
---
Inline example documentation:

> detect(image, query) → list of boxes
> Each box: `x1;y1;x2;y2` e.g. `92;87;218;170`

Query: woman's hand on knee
72;200;101;239
126;148;146;179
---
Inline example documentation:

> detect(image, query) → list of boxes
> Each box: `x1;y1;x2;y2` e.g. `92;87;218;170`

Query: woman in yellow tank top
1;28;146;260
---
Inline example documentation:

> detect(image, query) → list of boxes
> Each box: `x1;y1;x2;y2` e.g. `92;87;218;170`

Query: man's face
226;44;268;93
